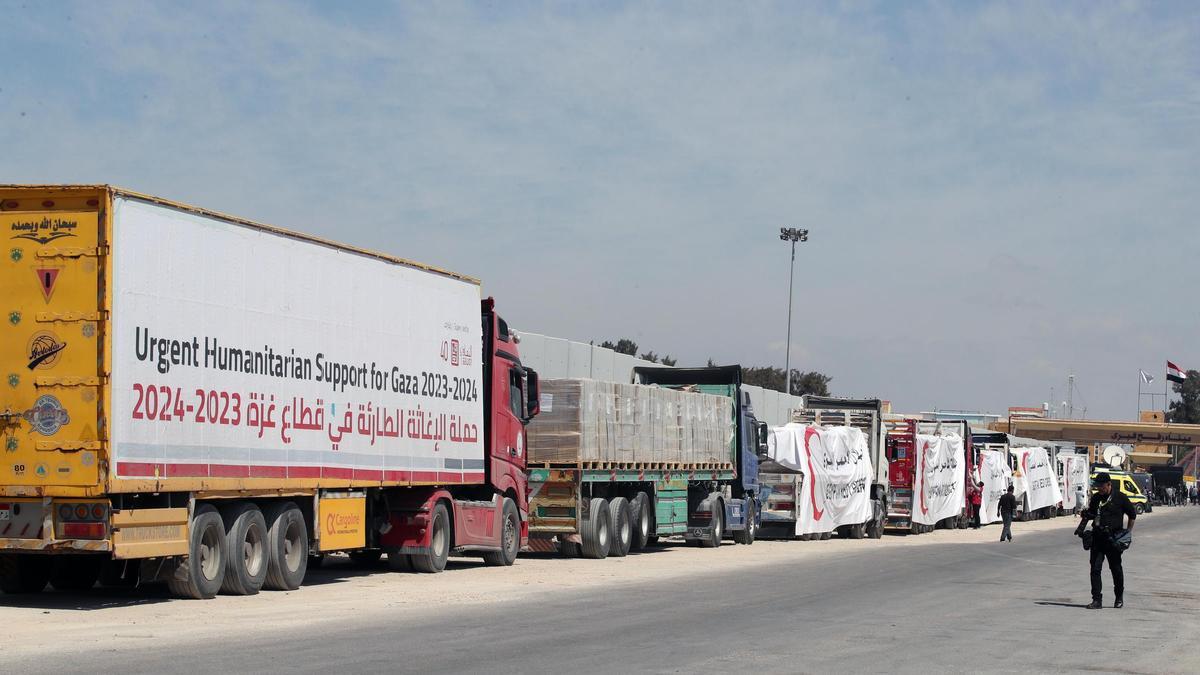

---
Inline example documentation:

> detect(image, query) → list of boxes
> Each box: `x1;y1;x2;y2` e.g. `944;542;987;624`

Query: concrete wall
517;332;803;427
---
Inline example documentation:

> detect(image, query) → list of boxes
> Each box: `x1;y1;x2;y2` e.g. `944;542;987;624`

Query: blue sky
2;1;1198;419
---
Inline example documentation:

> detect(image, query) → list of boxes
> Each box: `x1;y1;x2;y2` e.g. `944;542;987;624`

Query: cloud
1;0;1196;419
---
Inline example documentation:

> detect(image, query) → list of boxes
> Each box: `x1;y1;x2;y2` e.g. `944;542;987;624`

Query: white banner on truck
912;433;965;526
979;450;1010;525
1059;454;1089;510
1011;447;1062;512
110;197;486;483
767;423;873;535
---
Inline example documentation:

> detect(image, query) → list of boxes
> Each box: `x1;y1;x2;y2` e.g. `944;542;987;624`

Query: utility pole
778;228;808;397
1067;372;1074;419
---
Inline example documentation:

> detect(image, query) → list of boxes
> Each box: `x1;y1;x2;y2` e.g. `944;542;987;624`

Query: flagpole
1138;371;1142;417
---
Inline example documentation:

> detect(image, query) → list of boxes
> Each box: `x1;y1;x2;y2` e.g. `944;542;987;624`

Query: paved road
8;509;1199;674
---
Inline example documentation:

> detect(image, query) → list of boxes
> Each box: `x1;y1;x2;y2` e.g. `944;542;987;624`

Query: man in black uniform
997;485;1017;542
1077;473;1136;609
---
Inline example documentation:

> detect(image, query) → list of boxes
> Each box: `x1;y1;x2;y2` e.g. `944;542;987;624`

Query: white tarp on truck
766;423;873;535
1059;454;1089;510
110;196;487;484
912;433;965;526
1012;447;1063;512
978;449;1010;525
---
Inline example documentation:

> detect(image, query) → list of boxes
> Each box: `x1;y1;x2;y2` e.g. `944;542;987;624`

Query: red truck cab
377;299;539;570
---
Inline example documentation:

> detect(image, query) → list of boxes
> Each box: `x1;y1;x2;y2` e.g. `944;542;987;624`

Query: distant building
1008;405;1048;419
920;409;1002;426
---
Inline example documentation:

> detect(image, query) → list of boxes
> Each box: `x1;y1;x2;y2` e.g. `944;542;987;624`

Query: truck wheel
167;504;226;599
868;516;884;539
559;540;582;558
629;492;653;551
849;523;865;539
580;498;611;559
820;531;833;540
219;502;268;596
263;502;308;591
607;497;632;558
386;551;413;571
349;550;383;566
734;503;756;545
482;498;520;566
411;503;450;573
700;505;723;548
49;556;103;591
0;554;51;594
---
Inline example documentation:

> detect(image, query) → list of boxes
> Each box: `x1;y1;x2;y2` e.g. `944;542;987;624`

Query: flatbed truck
526;365;763;556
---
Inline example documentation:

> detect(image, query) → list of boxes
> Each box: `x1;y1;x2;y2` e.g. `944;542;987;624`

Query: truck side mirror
756;422;769;454
525;369;540;420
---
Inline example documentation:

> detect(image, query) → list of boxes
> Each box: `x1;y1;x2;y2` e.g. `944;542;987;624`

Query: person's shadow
1034;600;1090;608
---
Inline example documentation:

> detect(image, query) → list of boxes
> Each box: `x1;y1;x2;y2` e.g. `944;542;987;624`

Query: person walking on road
997;485;1017;542
1077;473;1137;609
970;481;983;529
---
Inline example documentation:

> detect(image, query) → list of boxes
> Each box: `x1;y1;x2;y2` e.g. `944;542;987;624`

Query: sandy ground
0;513;1097;661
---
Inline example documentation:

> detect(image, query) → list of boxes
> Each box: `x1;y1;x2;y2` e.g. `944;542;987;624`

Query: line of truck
0;185;1090;599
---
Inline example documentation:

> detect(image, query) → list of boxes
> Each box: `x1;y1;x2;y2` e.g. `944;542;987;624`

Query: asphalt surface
7;508;1199;674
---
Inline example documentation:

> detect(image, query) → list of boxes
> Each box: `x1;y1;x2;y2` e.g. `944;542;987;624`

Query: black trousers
1089;539;1124;601
971;503;981;528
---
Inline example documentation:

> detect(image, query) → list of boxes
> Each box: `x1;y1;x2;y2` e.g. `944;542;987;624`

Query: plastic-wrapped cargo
528;378;734;466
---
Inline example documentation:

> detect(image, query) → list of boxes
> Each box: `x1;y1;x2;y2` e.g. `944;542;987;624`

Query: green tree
1168;370;1200;424
740;366;831;397
598;338;638;356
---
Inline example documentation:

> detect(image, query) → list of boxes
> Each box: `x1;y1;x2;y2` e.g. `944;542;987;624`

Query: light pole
779;227;809;396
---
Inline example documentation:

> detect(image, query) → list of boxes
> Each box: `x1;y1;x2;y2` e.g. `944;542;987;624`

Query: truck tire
607;497;632;558
49;555;103;591
867;516;884;539
734;502;756;545
482;497;520;566
167;504;226;599
0;554;51;594
819;531;833;540
386;551;413;571
219;502;268;596
559;540;582;558
700;504;723;548
263;502;308;591
848;522;865;539
349;550;383;566
580;498;611;559
411;502;450;573
629;492;653;551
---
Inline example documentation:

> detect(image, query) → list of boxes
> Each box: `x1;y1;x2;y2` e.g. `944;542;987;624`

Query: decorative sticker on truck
34;267;61;302
8;216;79;245
766;424;873;536
21;395;70;436
26;331;67;370
109;197;486;483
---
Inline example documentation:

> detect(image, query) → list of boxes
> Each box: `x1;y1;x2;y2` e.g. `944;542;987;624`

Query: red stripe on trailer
353;469;384;481
248;465;288;478
411;471;438;482
116;462;164;477
166;463;210;478
322;467;353;480
288;466;322;478
210;464;249;478
383;470;411;482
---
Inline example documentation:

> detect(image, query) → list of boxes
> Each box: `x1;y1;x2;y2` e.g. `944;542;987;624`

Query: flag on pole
1167;361;1187;383
1140;369;1154;385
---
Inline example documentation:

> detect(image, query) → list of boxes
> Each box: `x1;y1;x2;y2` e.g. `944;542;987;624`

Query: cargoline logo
325;511;362;535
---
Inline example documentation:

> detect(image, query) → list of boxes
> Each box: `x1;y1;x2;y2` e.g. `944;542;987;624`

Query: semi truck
758;396;888;540
884;417;973;533
526;365;762;556
0;185;540;598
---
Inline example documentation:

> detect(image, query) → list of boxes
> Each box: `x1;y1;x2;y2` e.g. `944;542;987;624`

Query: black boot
1114;597;1123;608
1086;599;1103;609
